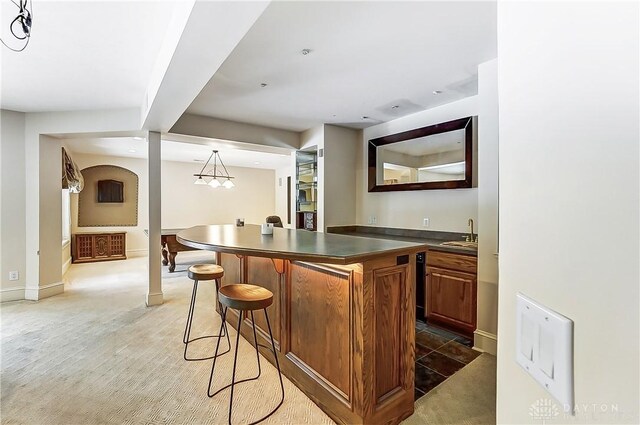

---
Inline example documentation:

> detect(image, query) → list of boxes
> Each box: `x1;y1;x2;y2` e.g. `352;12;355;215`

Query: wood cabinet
426;250;477;337
72;232;127;263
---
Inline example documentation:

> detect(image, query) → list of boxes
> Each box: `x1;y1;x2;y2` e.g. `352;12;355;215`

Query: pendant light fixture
193;150;235;189
1;0;33;52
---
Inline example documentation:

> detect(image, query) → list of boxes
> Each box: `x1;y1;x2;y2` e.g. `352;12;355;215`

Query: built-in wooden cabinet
72;232;127;263
426;250;477;337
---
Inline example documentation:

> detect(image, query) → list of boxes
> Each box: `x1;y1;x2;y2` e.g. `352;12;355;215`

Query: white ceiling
0;1;176;112
187;1;497;131
63;137;291;170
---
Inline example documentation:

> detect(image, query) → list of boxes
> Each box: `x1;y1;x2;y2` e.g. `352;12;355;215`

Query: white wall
497;2;639;423
34;135;63;300
356;97;479;233
476;59;499;354
0;110;26;302
70;152;276;256
24;108;141;300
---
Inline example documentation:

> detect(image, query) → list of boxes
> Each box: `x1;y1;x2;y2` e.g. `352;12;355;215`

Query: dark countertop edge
327;226;477;257
176;234;428;266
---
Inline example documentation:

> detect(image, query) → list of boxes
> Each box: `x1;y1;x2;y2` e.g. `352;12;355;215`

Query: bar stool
183;264;230;361
208;284;285;425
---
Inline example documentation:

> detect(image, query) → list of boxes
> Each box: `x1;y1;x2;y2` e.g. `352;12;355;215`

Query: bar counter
177;224;427;425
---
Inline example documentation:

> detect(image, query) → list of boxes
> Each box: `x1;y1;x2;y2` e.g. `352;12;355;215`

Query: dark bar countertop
326;225;478;256
177;224;428;265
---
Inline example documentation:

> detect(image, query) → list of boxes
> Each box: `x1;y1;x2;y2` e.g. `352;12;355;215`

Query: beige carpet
1;254;334;425
1;253;496;424
404;354;497;425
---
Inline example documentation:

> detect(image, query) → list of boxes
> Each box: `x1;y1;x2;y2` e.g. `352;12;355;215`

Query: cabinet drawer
426;250;477;274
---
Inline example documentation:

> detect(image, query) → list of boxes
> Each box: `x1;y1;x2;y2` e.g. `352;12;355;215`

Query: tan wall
70;152;276;256
0;110;26;301
322;124;358;230
78;165;139;227
71;154;149;257
497;2;639;423
160;160;275;228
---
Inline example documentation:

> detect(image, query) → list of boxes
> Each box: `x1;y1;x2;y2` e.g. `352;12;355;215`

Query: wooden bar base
217;251;417;425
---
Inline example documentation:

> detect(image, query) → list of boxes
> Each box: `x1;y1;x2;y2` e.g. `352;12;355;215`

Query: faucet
467;218;476;242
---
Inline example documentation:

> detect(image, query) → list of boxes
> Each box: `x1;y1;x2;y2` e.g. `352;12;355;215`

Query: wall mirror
368;116;474;192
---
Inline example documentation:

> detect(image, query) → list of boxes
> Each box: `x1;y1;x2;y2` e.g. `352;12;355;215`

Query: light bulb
209;178;221;188
223;179;235;189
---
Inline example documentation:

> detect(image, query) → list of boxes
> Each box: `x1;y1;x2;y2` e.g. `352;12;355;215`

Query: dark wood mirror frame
368;116;474;192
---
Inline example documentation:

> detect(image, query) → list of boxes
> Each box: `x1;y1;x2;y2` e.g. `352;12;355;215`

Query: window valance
62;147;84;193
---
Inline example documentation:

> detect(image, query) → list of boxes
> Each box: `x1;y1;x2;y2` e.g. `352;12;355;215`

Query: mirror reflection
378;129;466;185
368;116;473;192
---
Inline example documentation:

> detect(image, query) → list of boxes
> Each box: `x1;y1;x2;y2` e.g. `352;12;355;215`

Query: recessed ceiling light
301;49;311;55
133;136;143;140
128;149;137;153
391;105;399;109
432;90;442;95
361;116;370;120
260;83;268;88
254;161;261;165
332;114;337;117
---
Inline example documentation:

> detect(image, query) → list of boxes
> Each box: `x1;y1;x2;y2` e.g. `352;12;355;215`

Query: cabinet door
426;266;476;331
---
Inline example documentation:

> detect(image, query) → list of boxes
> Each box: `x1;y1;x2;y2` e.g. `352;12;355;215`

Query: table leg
162;246;169;266
169;251;177;272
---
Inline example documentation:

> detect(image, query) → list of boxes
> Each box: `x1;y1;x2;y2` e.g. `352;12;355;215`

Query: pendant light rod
193;150;235;180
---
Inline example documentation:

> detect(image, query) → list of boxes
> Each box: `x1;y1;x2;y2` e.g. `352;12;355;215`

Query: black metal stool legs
183;278;231;361
207;308;285;425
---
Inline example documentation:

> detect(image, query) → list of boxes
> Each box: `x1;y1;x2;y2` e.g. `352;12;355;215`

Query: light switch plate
516;293;574;413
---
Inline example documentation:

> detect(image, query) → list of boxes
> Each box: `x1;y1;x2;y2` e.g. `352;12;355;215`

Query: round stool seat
218;284;273;311
188;264;224;281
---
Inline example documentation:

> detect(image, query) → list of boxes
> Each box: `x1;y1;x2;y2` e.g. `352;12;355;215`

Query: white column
146;131;163;306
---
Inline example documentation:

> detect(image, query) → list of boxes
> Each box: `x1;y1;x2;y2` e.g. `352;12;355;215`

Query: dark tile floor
414;321;481;400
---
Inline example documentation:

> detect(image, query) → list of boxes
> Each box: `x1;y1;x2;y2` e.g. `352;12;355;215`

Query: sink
440;240;478;249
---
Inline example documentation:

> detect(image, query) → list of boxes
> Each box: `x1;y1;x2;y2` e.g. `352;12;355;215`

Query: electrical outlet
8;271;19;281
368;216;377;225
423;218;430;227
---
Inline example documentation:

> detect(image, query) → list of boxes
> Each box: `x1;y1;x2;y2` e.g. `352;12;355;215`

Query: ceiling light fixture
432;90;442;95
391;105;399;109
260;83;268;88
128;149;137;153
301;48;311;55
0;0;32;52
361;116;370;120
193;150;235;189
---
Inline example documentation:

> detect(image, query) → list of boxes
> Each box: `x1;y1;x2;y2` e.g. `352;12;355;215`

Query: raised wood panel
244;257;282;347
427;266;476;333
373;266;405;404
218;252;242;286
426;250;477;274
288;261;352;400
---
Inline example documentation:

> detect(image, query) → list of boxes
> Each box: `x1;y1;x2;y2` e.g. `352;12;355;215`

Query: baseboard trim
473;329;497;355
24;282;64;301
62;257;72;275
1;286;26;302
127;249;148;258
146;291;163;306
